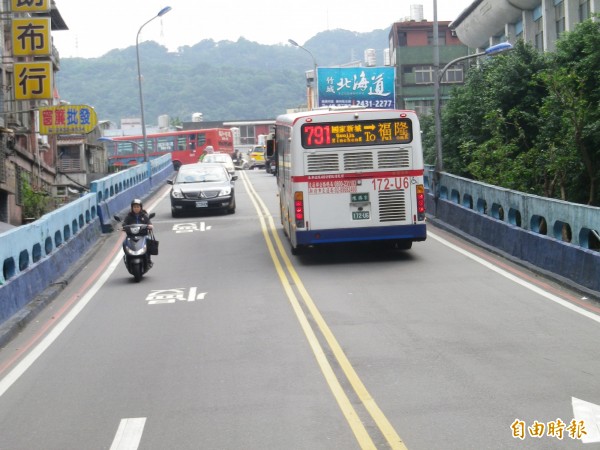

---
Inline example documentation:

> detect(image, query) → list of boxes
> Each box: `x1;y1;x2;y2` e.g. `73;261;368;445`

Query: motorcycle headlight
171;189;184;199
219;186;232;196
125;245;147;256
130;226;141;234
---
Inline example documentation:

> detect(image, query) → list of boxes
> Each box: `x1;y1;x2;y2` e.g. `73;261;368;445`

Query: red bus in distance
106;128;234;171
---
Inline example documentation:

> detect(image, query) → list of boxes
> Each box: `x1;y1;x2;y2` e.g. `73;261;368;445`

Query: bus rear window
301;118;412;149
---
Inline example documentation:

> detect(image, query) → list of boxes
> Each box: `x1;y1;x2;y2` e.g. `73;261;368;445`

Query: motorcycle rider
199;145;215;162
122;198;154;266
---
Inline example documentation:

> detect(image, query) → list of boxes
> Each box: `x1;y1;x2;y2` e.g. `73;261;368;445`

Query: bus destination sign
301;119;412;149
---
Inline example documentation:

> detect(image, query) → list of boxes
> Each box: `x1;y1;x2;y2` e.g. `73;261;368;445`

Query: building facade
181;120;274;146
0;1;108;228
388;20;469;116
0;1;67;226
451;0;600;52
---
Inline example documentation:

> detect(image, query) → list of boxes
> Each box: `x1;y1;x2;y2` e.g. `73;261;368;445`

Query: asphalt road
0;169;598;450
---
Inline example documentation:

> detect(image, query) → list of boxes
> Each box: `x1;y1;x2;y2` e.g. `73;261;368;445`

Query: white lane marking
0;253;123;398
0;191;168;398
428;231;600;324
110;417;147;450
188;286;197;302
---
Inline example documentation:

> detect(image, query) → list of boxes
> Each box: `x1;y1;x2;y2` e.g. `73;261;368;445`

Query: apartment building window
579;0;590;20
515;20;524;40
414;99;434;116
427;32;446;46
238;125;255;145
534;24;544;50
533;6;544;51
414;66;434;84
555;1;566;36
397;31;407;46
443;66;463;83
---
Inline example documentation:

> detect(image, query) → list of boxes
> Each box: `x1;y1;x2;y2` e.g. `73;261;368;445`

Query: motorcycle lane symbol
173;222;212;233
146;288;207;305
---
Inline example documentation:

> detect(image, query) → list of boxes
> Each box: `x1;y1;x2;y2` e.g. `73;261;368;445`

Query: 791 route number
371;177;410;191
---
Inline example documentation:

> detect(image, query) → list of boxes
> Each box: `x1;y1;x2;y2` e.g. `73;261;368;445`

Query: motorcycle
113;213;156;282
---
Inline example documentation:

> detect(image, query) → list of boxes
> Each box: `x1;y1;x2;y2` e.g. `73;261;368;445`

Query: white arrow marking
572;397;600;443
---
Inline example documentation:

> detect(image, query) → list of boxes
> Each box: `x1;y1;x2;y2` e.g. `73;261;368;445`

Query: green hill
53;28;390;125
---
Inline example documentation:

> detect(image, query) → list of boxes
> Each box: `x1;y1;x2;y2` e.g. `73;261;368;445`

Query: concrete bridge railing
0;154;173;330
1;161;598;334
425;166;600;295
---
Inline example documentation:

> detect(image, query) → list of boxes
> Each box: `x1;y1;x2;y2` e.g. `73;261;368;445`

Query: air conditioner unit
451;30;457;37
7;116;22;128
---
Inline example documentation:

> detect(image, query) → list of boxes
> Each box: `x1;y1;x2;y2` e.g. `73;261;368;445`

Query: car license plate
195;201;208;208
352;211;370;220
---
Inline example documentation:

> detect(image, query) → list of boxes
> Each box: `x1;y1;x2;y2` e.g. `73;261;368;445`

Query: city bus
271;108;426;254
106;128;234;170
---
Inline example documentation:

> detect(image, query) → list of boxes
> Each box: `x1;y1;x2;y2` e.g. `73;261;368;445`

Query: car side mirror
167;179;174;185
231;175;238;181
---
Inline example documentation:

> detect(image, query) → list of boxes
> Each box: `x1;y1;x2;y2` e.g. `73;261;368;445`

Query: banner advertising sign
317;67;395;109
14;62;52;100
12;18;51;56
11;0;50;12
38;104;98;135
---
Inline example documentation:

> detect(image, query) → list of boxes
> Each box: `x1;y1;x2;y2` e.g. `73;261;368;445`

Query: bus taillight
416;184;426;221
294;192;305;228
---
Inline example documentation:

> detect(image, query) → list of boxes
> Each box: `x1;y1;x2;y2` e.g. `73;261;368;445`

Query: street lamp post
435;42;513;177
136;6;172;162
288;39;318;110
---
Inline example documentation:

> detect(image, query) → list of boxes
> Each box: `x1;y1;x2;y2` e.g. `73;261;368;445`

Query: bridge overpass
1;158;598;344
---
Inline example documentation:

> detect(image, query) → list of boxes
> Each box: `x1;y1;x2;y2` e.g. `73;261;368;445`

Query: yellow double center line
239;171;408;450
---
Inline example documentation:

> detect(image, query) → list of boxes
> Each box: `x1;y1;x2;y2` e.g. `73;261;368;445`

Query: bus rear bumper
295;224;426;246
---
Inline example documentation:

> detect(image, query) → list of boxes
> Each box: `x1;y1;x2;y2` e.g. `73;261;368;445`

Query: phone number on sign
372;177;410;190
355;100;394;108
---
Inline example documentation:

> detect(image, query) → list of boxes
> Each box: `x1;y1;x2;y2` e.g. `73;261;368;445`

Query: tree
21;176;50;220
538;18;600;204
435;40;554;198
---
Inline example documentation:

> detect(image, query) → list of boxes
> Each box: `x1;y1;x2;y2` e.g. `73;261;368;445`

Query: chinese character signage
11;0;50;12
317;67;395;109
14;62;52;100
38;105;98;135
12;18;51;56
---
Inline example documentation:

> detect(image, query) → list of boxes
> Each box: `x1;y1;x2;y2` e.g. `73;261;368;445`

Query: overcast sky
52;0;474;59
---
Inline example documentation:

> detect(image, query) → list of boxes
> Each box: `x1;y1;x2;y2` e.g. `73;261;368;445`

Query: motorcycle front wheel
132;263;143;282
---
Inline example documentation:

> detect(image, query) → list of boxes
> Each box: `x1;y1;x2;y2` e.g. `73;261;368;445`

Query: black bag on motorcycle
147;231;159;255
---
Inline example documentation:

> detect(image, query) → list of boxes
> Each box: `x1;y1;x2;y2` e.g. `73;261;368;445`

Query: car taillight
294;191;305;228
416;184;425;221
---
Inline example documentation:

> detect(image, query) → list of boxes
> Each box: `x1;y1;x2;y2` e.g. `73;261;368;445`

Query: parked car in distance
167;163;236;217
201;152;235;175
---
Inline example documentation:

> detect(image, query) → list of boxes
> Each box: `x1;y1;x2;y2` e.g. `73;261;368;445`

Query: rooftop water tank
410;4;424;21
158;114;169;129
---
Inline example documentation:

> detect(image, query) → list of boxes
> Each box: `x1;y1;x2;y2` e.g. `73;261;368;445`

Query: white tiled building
451;0;600;52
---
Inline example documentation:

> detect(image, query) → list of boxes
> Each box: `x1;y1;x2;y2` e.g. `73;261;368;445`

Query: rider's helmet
205;146;215;154
131;198;143;210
